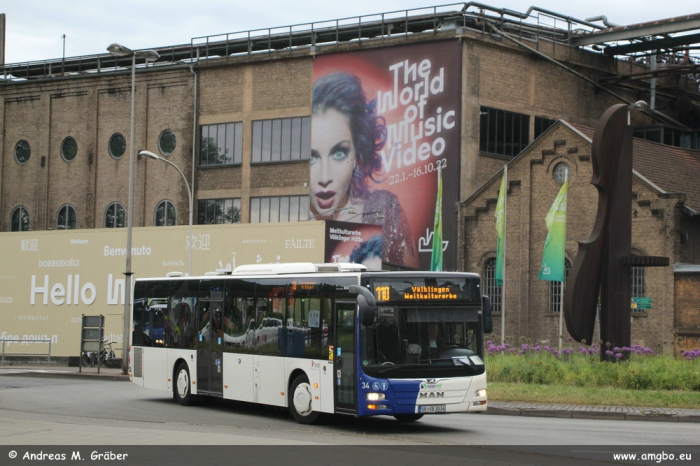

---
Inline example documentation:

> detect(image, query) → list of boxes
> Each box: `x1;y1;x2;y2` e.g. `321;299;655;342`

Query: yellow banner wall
0;222;326;357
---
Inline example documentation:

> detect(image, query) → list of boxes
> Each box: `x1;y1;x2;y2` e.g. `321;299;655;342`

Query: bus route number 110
375;286;391;302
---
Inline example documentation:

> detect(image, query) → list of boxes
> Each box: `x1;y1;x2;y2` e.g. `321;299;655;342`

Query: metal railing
1;3;697;84
0;3;601;83
1;339;52;364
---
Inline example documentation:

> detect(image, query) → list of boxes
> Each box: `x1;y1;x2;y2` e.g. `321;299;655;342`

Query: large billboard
310;40;462;270
0;223;328;357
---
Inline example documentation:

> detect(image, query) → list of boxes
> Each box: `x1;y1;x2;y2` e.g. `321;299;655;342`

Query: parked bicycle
92;339;117;367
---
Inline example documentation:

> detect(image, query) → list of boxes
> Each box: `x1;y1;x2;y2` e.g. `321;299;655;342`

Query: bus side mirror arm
349;285;376;327
482;295;493;334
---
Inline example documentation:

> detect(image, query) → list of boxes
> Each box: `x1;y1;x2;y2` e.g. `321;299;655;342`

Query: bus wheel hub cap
294;384;312;415
177;370;189;397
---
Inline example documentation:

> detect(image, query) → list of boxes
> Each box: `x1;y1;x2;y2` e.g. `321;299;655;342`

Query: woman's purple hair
312;73;386;201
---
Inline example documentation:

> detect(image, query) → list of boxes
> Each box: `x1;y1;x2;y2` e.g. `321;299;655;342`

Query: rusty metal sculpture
564;104;668;360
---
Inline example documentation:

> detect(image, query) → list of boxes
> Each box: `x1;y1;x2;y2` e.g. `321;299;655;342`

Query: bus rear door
197;292;224;396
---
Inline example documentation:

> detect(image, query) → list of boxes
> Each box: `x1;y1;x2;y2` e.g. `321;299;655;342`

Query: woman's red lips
315;190;336;210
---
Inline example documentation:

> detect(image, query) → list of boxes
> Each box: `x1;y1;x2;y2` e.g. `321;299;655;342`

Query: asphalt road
0;375;697;448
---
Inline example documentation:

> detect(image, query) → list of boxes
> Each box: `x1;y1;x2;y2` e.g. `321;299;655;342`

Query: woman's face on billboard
310;109;357;217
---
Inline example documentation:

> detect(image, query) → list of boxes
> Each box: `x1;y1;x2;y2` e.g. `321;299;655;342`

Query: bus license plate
420;405;446;413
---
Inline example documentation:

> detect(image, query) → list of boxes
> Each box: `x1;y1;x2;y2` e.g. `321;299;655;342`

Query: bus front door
197;299;224;396
333;301;356;414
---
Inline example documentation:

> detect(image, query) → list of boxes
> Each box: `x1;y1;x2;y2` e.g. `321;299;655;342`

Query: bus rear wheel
394;414;424;422
174;362;194;406
289;375;319;424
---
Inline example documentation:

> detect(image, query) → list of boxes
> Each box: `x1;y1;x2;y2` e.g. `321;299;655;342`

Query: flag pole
559;281;564;353
501;165;507;346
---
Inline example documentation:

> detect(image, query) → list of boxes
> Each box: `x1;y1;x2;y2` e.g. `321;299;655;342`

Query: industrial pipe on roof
585;15;621;28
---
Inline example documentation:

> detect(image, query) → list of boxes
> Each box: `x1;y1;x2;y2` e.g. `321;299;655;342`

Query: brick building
458;121;700;355
1;5;699;351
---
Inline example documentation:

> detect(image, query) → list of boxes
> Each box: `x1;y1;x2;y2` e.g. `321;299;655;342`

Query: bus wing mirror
349;285;376;327
482;295;493;334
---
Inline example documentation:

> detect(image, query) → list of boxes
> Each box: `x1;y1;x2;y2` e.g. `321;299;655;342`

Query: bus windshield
360;274;484;379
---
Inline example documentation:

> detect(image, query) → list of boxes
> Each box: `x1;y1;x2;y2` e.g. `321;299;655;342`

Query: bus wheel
394;414;424;422
289;375;319;424
174;362;193;406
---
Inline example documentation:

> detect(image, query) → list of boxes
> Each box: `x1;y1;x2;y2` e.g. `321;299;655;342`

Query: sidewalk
2;363;698;422
0;362;128;382
486;401;700;423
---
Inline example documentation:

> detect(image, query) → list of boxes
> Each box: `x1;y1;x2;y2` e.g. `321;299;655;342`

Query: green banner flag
539;179;568;282
430;166;443;271
495;172;506;285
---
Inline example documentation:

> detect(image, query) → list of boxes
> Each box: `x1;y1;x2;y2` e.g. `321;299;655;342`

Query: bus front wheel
289;375;319;424
174;362;194;406
394;414;424;422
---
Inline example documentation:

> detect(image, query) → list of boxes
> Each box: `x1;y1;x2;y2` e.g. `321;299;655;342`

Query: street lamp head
139;150;160;161
107;43;133;56
629;100;649;110
107;43;160;63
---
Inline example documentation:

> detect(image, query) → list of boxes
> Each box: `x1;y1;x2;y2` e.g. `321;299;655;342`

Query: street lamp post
107;43;159;375
139;150;193;278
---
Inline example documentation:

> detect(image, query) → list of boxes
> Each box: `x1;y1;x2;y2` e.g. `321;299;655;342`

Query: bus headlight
366;393;386;401
475;389;487;398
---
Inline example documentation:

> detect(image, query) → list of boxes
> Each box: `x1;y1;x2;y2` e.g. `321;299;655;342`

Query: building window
11;206;30;232
553;162;570;184
200;122;243;166
158;130;177;156
250;196;309;223
197;198;241;224
479;107;530;157
631;266;646;313
104;202;125;228
252;117;310;163
15;140;31;165
57;205;77;230
109;133;126;159
61;136;78;162
155;200;176;226
535;116;556;139
634;127;699;150
483;258;502;313
549;260;572;312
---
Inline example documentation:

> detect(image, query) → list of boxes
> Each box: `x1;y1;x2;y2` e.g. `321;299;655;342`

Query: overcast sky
2;0;696;64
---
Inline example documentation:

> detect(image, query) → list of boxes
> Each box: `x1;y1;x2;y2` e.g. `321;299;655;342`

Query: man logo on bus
419;392;445;398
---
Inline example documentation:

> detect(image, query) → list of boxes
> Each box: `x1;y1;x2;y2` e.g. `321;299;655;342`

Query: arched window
104;202;125;228
57;205;77;230
155;200;176;226
549;259;572;312
11;206;30;231
483;258;502;312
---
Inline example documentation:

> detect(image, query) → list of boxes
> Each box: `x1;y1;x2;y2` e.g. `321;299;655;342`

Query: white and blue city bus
129;263;492;424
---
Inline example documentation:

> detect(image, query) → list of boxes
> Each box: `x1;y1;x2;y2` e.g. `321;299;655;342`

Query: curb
0;369;129;382
484;407;699;423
